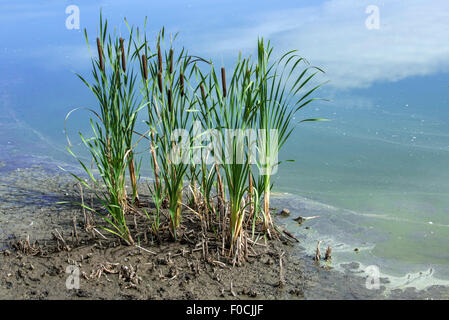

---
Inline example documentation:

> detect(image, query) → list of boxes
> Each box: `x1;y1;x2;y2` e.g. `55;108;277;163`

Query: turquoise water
274;77;449;280
277;106;449;278
1;0;449;287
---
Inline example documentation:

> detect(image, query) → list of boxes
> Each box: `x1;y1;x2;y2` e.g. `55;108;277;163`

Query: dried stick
325;246;332;261
278;251;285;287
72;215;79;246
135;245;156;255
78;183;87;230
314;240;322;261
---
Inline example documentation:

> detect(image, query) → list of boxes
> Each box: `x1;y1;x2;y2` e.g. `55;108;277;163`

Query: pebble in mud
242;288;257;297
279;208;290;217
289;288;304;297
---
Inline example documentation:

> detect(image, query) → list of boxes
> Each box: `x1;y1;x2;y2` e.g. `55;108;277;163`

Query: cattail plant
139;52;160;190
66;13;326;260
253;38;327;233
188;67;221;231
120;37;126;72
96;37;104;71
196;56;259;261
119;35;142;206
138;29;198;240
67;15;145;244
129;21;161;195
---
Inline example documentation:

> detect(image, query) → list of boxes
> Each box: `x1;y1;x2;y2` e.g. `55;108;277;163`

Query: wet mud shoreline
0;163;448;299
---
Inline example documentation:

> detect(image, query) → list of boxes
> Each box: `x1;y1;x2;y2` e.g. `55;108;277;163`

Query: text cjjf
231;304;263;317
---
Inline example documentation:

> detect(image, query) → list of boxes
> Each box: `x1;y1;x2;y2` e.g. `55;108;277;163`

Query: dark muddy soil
0;237;310;300
0;166;310;300
1;165;448;300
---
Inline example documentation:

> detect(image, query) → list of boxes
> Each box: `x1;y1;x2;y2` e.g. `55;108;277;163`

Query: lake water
1;0;449;291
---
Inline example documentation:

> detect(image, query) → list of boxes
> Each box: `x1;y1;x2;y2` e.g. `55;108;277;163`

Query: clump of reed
66;14;144;244
67;14;326;264
253;39;328;234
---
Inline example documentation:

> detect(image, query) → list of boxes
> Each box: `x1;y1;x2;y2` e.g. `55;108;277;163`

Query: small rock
262;256;274;265
242;288;257;297
279;208;290;217
354;248;359;252
17;269;25;278
293;216;305;224
75;289;91;298
248;289;257;297
289;288;303;296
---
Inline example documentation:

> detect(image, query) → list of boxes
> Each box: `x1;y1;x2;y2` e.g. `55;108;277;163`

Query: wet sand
0;164;448;299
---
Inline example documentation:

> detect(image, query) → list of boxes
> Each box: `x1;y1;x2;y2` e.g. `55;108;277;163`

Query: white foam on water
346;261;449;293
273;192;449;293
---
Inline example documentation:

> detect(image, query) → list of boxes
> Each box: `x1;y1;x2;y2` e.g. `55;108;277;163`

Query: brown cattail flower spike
180;73;184;97
169;49;174;74
158;45;163;73
168;89;172;113
96;37;104;71
200;84;206;100
119;37;126;72
142;54;148;80
158;72;163;94
221;67;227;98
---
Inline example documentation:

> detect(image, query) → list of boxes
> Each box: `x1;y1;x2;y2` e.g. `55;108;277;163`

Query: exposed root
13;234;44;256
